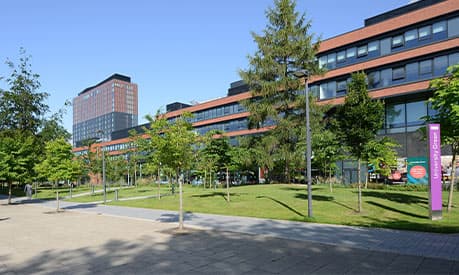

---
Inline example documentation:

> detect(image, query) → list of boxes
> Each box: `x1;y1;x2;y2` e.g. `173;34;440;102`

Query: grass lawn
102;183;459;233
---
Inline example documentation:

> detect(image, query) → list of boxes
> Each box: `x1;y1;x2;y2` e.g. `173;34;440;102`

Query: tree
239;0;322;183
0;133;36;204
34;138;77;187
140;111;197;230
0;49;51;203
0;49;49;134
363;137;399;187
336;72;384;212
426;64;459;212
312;129;342;191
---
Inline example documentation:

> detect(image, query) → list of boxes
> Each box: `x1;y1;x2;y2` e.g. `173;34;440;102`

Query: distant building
72;73;138;147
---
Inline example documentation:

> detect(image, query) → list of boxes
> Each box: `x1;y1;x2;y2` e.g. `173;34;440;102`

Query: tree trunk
329;167;333;193
8;181;12;204
178;169;184;231
204;170;207;189
226;167;230;202
365;172;368;189
357;158;362;213
447;153;457;212
157;167;161;200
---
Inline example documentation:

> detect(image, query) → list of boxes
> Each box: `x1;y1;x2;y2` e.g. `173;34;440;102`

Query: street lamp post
97;130;107;204
294;70;313;218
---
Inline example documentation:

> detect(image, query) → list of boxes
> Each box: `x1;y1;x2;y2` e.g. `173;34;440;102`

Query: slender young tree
239;0;322;183
336;72;384;212
426;64;459;212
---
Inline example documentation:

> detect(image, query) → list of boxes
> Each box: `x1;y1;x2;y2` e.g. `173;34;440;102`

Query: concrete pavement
2;196;459;274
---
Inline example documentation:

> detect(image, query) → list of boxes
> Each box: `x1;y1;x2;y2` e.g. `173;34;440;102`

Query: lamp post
294;70;312;218
96;130;107;204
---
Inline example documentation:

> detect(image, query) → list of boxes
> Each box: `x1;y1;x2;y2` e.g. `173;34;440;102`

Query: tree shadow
362;191;428;205
256;196;306;218
191;192;239;201
366;201;427;219
280;186;322;192
294;193;333;202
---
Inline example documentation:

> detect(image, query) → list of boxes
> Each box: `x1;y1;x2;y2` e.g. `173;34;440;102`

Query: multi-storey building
73;74;138;147
73;0;459;179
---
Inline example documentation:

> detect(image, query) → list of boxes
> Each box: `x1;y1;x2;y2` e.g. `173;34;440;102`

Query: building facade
73;0;459;169
73;74;138;147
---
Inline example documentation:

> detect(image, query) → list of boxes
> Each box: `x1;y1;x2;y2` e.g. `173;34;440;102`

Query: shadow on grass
361;215;459;233
280;186;323;192
366;201;427;219
362;191;428;205
256;195;305;218
294;193;334;202
191;192;239;201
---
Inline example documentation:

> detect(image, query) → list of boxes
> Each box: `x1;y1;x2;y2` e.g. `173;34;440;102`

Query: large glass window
448;17;459;38
386;103;405;129
336;80;347;96
406;101;426;126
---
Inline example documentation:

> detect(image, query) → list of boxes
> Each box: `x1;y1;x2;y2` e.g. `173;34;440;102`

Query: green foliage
363;137;399;177
239;0;322;183
34;138;79;183
0;132;36;183
0;49;49;135
336;72;385;160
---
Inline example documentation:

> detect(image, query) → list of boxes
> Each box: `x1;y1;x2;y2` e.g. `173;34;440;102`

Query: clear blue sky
0;0;412;134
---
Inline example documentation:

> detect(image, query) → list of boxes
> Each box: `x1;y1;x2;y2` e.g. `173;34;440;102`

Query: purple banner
428;124;442;219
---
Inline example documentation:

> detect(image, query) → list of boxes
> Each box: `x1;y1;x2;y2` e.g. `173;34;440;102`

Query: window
386;103;406;129
392;35;404;48
419;60;432;76
392;67;405;80
357;45;368;57
449;53;459;66
433;21;446;34
404;29;418;42
367;71;380;89
405;62;419;81
406;101;426;126
433;56;448;76
346;47;356;59
337;51;346;63
337;80;347;92
319;56;327;68
327;53;336;69
418;26;431;40
368;41;379;53
380;38;391;55
448;17;459;38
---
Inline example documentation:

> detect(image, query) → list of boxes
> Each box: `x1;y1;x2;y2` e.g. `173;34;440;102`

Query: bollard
56;191;60;212
115;189;119;201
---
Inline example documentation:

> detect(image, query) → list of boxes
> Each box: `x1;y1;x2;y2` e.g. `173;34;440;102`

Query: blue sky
0;0;411;133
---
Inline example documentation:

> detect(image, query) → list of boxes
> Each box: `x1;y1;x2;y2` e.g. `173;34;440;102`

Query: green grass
105;183;459;233
5;182;459;233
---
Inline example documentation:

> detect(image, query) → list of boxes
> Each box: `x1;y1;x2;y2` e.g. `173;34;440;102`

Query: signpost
428;124;442;220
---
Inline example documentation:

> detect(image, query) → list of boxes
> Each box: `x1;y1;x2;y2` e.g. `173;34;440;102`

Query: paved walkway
5;195;459;262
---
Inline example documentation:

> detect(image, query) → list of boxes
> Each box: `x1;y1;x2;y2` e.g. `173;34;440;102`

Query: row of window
194;118;248;135
318;16;459;70
168;102;247;125
312;52;459;100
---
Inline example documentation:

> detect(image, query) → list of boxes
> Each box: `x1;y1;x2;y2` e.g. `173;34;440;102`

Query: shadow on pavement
8;224;459;274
